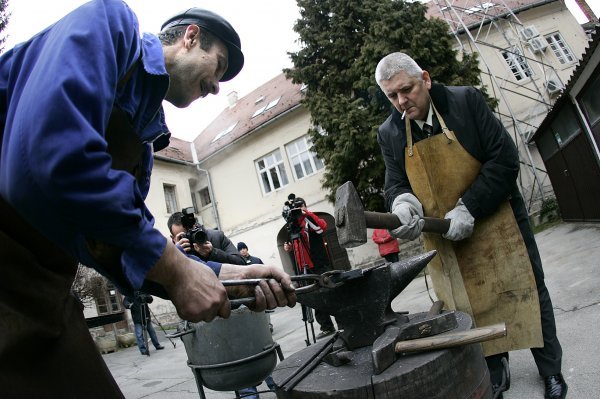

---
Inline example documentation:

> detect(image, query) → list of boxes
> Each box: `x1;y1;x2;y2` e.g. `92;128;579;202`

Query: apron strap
405;117;414;157
404;98;457;157
431;101;457;142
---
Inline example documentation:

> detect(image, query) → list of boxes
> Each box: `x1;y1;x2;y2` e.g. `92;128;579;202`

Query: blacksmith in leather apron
376;52;566;398
404;103;543;356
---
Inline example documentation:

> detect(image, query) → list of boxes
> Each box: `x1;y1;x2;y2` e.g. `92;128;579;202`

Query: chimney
227;91;238;107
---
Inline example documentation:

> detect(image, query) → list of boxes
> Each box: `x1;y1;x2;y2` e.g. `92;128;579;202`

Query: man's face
165;26;229;108
379;70;431;121
170;223;187;242
239;248;249;257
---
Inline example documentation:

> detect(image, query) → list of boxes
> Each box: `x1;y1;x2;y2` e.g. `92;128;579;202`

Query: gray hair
375;52;423;86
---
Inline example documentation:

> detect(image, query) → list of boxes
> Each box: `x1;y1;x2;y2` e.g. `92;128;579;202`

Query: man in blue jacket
0;2;295;397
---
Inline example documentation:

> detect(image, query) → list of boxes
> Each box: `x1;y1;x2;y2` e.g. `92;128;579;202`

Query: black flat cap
161;8;244;82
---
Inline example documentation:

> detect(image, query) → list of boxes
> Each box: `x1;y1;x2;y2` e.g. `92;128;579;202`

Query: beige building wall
197;107;382;268
146;159;199;238
467;3;587;122
144;159;202;316
452;2;588;208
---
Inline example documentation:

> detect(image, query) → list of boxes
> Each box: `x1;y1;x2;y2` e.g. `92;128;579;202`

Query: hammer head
335;181;367;248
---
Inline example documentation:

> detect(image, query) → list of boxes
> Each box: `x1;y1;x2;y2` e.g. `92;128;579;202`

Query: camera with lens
135;292;153;304
282;194;305;236
181;207;208;244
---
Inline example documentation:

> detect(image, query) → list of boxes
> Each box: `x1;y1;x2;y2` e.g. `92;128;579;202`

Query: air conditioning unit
519;25;540;41
545;78;563;95
529;37;548;53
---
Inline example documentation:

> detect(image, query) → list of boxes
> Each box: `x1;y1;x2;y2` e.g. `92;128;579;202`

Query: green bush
540;198;560;221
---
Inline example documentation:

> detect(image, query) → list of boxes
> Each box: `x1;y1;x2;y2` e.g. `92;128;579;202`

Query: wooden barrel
273;311;492;399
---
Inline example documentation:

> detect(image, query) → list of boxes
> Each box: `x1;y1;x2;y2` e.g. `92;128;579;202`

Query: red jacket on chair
371;229;400;257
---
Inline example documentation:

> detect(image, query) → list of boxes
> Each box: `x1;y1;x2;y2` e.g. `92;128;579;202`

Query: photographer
168;209;246;265
123;293;164;356
283;195;338;339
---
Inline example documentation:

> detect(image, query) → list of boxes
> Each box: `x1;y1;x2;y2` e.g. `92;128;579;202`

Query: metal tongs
222;269;362;306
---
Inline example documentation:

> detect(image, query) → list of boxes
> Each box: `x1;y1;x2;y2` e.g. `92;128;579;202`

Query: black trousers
518;203;563;377
383;252;399;263
0;198;124;398
307;263;337;332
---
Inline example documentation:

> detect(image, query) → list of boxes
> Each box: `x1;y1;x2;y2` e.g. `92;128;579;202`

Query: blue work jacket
0;0;188;292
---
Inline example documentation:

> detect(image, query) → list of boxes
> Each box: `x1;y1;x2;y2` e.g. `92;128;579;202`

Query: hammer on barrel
334;181;450;248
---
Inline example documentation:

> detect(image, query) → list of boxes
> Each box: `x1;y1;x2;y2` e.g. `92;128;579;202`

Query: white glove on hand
443;198;475;241
390;193;425;241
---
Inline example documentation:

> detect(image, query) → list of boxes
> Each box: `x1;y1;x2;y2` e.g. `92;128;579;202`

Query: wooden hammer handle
364;211;450;234
395;323;506;354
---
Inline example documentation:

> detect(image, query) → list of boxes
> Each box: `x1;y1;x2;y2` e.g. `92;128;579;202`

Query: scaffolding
430;0;569;212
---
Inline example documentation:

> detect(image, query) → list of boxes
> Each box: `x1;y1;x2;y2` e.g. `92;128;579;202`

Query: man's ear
422;70;432;90
184;24;201;49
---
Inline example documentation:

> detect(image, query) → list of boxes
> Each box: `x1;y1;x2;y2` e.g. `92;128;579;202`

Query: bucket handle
187;343;280;370
165;324;196;339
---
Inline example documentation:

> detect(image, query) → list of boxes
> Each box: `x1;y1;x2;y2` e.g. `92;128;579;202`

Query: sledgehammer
372;322;507;374
334;181;450;248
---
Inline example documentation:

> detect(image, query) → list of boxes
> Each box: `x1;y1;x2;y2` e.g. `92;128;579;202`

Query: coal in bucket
176;306;281;392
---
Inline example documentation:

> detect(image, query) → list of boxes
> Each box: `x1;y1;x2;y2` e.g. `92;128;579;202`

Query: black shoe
316;329;335;339
544;373;567;399
491;384;504;399
155;345;165;350
140;350;149;356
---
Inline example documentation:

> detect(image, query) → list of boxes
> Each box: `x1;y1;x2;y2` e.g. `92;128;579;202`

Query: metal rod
279;333;339;392
363;211;450;234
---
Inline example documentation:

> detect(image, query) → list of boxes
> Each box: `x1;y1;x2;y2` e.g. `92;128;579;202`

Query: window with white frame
286;135;325;180
545;33;575;65
502;47;533;81
163;184;178;214
255;150;289;194
198;187;212;207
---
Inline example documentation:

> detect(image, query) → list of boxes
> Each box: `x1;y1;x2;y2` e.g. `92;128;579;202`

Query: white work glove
390;193;425;241
443;198;475;241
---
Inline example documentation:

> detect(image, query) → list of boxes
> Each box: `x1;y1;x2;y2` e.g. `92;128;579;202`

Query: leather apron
404;103;543;356
0;70;144;398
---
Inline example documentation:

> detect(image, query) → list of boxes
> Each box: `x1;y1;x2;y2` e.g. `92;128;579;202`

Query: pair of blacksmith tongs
223;270;348;307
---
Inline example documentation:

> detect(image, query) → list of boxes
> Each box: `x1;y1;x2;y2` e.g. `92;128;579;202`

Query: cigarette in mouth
401;110;406;119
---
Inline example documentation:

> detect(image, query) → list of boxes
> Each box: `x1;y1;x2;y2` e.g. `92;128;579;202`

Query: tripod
137;294;174;356
148;306;176;348
288;228;316;346
140;300;151;356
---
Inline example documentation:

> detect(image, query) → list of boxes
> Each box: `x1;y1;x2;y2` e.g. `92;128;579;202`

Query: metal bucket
177;307;279;391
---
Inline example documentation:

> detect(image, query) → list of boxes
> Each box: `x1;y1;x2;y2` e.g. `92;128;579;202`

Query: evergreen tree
0;0;10;54
285;0;488;211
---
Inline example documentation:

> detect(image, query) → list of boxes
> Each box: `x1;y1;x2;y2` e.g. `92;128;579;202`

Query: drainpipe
190;141;221;229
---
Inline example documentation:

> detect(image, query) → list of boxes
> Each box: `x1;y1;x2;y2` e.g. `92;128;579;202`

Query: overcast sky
3;0;598;141
3;0;301;141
